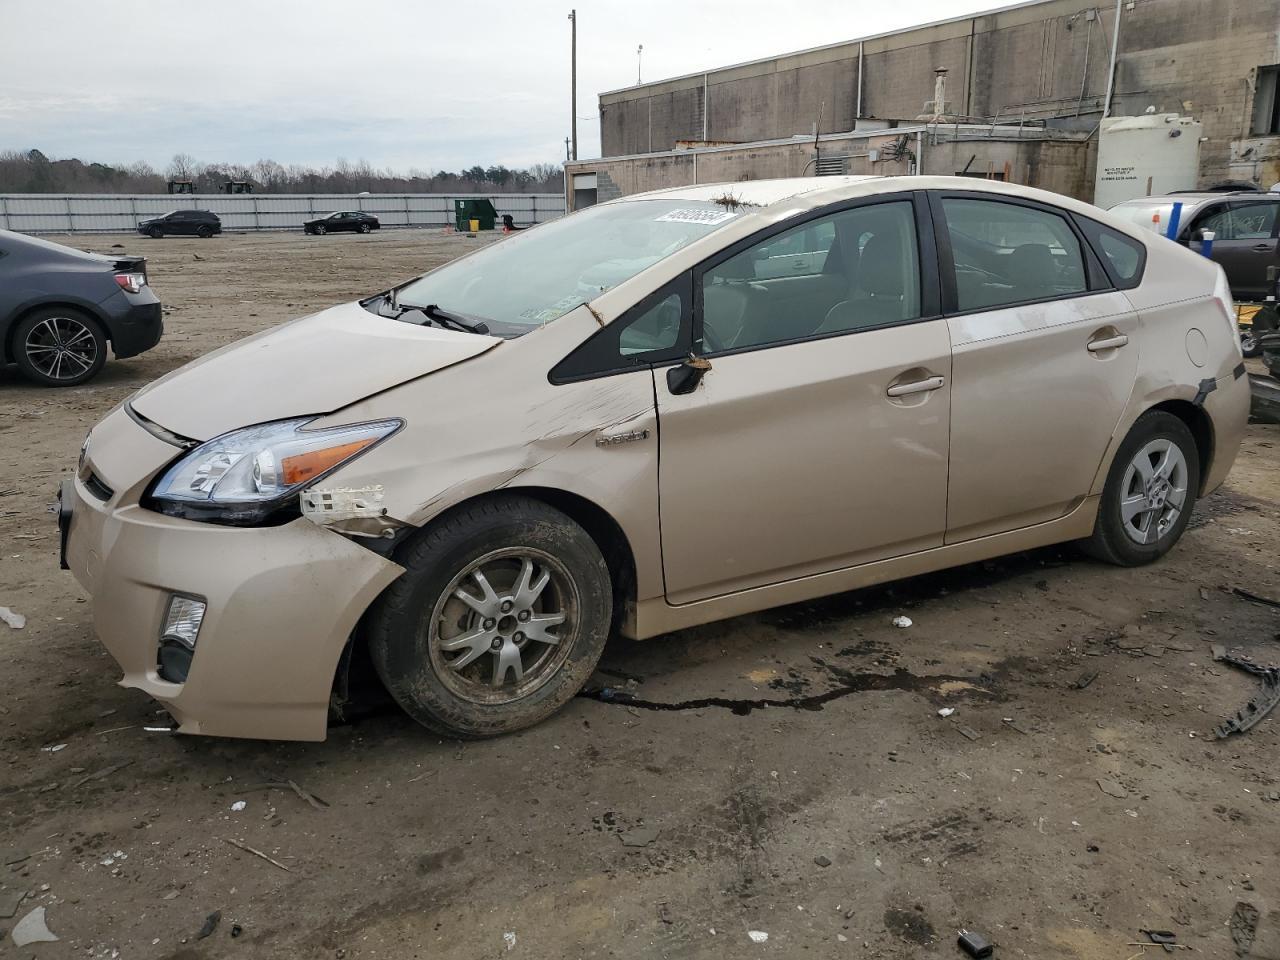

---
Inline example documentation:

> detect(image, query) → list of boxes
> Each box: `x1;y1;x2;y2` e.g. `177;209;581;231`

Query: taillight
114;272;146;294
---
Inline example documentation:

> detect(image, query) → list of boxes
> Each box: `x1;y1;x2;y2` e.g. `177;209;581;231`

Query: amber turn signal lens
280;439;375;487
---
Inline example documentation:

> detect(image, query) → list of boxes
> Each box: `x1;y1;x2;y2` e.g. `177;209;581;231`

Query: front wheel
314;224;326;235
1080;410;1200;566
147;226;163;239
358;222;371;234
367;496;612;738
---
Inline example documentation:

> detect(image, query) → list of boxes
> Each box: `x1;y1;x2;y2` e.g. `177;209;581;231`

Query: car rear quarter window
1075;216;1146;290
941;198;1088;311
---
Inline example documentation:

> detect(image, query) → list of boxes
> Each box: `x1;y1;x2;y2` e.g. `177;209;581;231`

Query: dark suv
137;209;222;239
1;230;163;386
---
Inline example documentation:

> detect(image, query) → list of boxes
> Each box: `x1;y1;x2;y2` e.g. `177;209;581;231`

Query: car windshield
392;199;746;337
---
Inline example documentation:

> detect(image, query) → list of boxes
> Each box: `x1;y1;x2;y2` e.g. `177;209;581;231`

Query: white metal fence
0;193;566;234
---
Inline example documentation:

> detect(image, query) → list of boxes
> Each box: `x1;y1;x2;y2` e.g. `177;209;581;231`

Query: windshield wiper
410;302;490;335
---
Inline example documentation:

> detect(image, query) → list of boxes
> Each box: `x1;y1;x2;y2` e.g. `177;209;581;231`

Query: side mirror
666;355;712;396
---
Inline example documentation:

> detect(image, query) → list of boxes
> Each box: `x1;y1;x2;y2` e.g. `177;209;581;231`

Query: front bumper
62;411;403;741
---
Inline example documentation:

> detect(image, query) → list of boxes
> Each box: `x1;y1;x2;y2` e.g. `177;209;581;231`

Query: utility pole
568;10;578;162
565;137;571;163
637;44;643;85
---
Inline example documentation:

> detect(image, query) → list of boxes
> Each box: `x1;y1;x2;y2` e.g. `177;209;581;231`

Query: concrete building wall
599;0;1280;188
565;128;1096;211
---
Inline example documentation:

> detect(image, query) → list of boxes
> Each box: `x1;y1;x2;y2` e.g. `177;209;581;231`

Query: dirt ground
2;229;1279;960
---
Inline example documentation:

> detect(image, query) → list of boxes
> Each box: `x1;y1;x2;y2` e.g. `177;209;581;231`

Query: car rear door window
699;200;921;352
1200;201;1278;240
941;198;1088;311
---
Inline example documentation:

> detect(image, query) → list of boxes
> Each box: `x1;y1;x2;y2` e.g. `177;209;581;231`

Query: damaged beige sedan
61;176;1249;741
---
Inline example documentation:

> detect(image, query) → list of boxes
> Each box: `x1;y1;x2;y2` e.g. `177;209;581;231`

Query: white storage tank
1094;113;1202;208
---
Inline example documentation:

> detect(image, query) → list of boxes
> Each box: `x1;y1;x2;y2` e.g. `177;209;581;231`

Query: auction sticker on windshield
654;208;739;225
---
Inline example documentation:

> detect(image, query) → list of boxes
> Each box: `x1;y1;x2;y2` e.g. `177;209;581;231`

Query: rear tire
1080;410;1200;566
195;225;212;238
12;307;108;387
367;495;612;739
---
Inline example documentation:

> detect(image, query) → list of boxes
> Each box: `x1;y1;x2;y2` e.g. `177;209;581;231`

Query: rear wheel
1080;410;1200;566
367;496;612;739
195;225;212;238
13;307;108;387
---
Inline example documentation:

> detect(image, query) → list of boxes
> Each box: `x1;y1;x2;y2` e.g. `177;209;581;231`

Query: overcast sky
0;0;995;175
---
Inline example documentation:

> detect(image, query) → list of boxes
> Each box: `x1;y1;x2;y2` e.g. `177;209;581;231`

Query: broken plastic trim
125;402;197;450
1212;649;1280;739
1192;376;1218;407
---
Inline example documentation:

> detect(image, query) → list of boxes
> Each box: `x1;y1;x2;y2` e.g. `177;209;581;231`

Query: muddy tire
1080;410;1200;566
367;495;612;739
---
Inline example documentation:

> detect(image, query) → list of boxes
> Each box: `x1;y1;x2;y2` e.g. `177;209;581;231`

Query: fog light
161;594;205;650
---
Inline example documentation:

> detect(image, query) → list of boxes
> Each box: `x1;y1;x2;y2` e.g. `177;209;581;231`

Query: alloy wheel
1119;438;1189;545
428;548;577;704
23;316;100;382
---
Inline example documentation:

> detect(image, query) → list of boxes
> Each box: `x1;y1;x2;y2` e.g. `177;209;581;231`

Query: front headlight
150;417;402;522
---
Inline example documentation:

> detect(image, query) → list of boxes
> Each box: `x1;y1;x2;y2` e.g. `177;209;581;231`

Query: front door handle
886;375;945;397
1087;334;1129;353
1252;243;1273;251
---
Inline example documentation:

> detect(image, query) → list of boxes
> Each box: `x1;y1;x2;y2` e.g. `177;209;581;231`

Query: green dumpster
454;198;497;232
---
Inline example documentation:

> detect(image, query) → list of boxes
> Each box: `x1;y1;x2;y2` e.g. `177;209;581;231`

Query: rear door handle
886;375;945;397
1253;243;1274;252
1087;334;1129;352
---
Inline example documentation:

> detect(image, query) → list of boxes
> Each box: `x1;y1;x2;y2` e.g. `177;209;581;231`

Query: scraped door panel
656;321;952;605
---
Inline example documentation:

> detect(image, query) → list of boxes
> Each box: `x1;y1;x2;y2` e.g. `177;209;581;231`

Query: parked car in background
1109;191;1280;301
1;230;162;386
62;176;1247;742
137;210;222;239
304;211;380;235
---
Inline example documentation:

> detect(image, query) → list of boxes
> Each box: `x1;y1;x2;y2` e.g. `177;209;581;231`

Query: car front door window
698;200;921;353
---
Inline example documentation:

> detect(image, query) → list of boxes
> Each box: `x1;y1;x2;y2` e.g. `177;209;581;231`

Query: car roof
613;175;1121;229
0;229;112;264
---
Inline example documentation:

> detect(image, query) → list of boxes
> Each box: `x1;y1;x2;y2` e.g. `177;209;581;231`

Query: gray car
1109;191;1280;301
0;230;163;386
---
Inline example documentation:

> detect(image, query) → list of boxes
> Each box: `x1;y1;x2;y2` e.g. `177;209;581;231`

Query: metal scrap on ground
1211;650;1280;739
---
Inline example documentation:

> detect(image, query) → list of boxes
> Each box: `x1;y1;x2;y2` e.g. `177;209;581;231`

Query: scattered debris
243;778;329;811
1212;644;1229;662
11;906;58;946
230;801;246;812
1212;652;1280;739
619;824;661;848
197;910;221;939
0;889;26;920
957;928;994;958
1002;718;1031;736
230;923;244;938
0;607;26;630
938;707;956;718
747;930;769;943
222;837;291;872
1097;778;1129;800
1200;587;1211;601
1231;902;1259;956
657;901;673;924
1141;928;1179;953
162;890;180;901
1233;588;1280;609
69;760;133;789
1074;670;1099;690
40;744;66;753
503;931;517;951
813;855;832;868
892;616;913;628
954;724;981;742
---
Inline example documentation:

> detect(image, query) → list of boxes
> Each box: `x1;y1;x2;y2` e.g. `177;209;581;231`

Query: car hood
129;300;501;440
